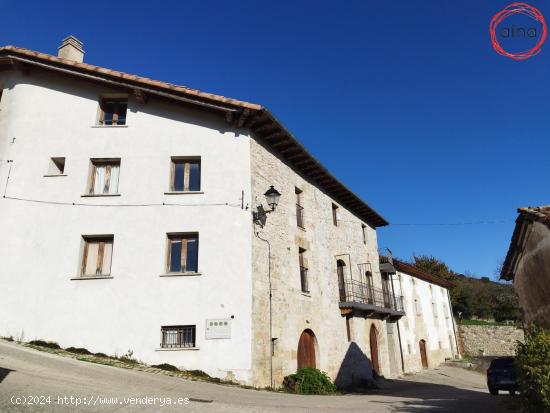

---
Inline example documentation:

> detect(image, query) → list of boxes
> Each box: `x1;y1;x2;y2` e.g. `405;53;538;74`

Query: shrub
65;347;92;355
94;352;109;358
516;327;550;412
28;340;61;349
283;368;336;395
151;363;179;372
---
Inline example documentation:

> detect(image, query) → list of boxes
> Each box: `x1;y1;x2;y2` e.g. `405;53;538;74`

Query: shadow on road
0;367;15;383
366;376;516;413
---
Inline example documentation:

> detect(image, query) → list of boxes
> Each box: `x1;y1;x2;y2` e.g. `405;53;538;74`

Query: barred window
161;325;196;348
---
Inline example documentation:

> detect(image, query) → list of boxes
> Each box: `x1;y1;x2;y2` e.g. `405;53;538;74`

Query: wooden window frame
98;97;128;126
81;235;114;277
166;233;199;273
170;157;201;192
88;159;120;195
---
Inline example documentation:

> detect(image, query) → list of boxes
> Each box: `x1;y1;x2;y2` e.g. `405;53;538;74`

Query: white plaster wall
395;271;457;372
0;70;254;382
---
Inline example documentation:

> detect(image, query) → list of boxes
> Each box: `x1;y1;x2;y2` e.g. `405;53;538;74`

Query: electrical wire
2;195;242;208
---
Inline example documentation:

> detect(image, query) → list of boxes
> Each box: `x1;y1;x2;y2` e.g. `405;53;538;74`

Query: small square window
81;236;114;276
170;158;201;192
161;325;196;348
98;97;127;126
47;157;65;175
167;233;199;273
88;159;120;195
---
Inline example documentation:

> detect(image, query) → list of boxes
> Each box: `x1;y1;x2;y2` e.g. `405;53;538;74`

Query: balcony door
337;260;346;302
381;272;392;307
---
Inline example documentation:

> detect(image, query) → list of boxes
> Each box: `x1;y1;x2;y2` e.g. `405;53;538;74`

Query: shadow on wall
334;342;374;390
0;367;14;383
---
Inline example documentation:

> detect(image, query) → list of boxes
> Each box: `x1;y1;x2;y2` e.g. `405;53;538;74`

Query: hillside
407;255;520;322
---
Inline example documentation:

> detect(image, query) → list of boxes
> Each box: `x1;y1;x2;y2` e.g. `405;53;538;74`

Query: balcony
339;279;405;318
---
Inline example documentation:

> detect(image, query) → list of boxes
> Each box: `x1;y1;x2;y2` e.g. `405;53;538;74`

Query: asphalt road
0;340;513;412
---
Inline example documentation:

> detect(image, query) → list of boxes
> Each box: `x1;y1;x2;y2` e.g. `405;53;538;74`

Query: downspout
254;226;273;388
390;274;405;373
447;289;460;358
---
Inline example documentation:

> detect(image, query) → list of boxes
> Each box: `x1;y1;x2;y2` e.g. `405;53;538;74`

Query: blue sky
1;0;548;280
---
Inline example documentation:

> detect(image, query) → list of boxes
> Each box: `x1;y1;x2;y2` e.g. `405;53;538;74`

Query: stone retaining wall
458;325;524;356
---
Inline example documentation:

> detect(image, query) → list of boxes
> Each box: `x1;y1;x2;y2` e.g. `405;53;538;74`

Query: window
98;97;127;126
88;159;120;195
432;301;438;318
167;233;199;273
161;325;196;348
295;187;304;229
81;236;113;276
332;203;338;226
299;248;308;293
415;298;422;315
361;224;367;244
170;158;201;192
47;157;65;175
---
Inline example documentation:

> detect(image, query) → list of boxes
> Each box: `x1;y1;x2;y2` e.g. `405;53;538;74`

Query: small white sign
205;319;232;339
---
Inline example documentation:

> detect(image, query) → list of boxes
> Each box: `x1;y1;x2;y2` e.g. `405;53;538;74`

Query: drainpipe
390;274;405;373
446;289;460;358
254;227;273;388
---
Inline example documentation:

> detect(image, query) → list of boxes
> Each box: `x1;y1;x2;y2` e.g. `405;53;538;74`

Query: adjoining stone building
0;37;458;388
501;206;550;329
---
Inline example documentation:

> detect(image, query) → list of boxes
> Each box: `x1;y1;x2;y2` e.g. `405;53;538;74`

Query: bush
65;347;92;355
94;352;109;358
28;340;61;349
516;327;550;412
151;363;180;372
283;368;336;395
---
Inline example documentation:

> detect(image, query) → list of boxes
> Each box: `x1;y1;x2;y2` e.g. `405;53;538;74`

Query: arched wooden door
297;329;316;369
419;339;428;368
369;325;380;375
337;260;346;302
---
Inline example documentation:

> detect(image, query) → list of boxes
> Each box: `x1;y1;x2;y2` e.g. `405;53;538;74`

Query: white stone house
0;37;457;388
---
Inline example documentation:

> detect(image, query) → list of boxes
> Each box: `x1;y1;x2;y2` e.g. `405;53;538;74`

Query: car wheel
489;387;498;395
509;390;516;395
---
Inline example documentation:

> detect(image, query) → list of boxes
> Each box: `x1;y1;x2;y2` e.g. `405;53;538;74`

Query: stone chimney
57;36;84;62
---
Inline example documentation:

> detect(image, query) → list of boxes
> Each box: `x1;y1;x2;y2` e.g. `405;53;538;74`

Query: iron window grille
161;325;196;348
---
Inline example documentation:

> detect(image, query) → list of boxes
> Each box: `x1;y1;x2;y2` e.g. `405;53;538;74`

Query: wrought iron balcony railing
339;279;404;313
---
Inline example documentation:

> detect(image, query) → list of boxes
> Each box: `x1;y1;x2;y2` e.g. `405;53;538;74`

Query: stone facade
458;325;524;356
249;137;394;387
502;207;550;329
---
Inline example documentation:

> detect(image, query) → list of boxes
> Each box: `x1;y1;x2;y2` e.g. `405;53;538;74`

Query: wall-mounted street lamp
253;185;281;226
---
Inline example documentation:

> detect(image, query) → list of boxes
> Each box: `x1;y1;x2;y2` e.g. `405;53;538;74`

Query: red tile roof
0;45;388;227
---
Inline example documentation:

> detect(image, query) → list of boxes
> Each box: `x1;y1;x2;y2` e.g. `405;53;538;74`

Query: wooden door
297;330;316;369
381;273;391;307
419;339;428;368
370;325;380;376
